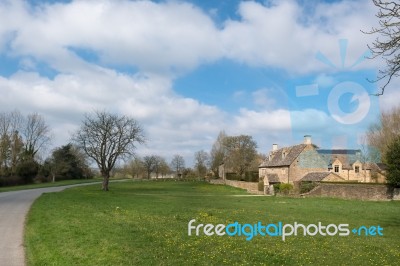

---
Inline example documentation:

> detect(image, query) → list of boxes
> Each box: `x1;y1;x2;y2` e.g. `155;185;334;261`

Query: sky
0;0;399;167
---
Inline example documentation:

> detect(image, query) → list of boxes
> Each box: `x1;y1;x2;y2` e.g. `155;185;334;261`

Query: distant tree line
117;154;196;180
5;105;398;190
0;110;92;187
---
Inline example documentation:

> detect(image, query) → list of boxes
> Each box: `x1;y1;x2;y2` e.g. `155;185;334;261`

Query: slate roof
266;173;280;183
300;172;340;182
376;163;387;171
317;149;361;155
317;149;362;170
259;144;307;167
260;143;383;173
365;162;387;172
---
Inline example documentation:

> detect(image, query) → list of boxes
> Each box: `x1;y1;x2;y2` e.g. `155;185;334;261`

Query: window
355;166;360;173
334;165;339;173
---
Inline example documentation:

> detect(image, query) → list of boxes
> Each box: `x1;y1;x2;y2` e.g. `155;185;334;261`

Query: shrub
0;176;24;187
258;181;264;192
226;172;259;182
16;159;39;184
245;171;259;182
226;173;240;181
299;182;318;194
274;183;293;195
385;137;400;187
280;183;293;194
34;175;50;184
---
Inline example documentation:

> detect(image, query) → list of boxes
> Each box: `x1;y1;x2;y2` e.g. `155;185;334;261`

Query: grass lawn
0;178;103;193
25;181;400;265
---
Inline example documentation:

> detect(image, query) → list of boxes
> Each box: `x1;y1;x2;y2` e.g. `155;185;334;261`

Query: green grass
0;178;102;192
25;181;400;265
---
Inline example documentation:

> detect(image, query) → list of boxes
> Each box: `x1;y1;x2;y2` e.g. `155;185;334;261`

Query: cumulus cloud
0;0;394;164
252;89;274;107
6;0;221;75
221;0;378;73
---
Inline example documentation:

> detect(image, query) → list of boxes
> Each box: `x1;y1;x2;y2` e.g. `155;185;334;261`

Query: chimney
272;144;278;151
304;135;312;145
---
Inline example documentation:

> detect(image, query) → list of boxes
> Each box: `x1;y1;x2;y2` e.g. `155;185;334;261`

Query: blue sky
0;0;398;166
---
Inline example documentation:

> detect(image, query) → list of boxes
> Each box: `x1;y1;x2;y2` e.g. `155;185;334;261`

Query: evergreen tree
385;137;400;187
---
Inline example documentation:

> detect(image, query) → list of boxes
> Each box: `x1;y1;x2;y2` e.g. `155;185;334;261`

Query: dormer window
282;152;287;159
334;165;339;173
355;166;360;173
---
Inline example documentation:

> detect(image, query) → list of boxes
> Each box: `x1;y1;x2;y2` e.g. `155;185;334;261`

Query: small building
259;135;386;186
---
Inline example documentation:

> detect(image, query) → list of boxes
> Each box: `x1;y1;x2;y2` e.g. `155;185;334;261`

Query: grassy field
0;178;103;193
25;180;400;265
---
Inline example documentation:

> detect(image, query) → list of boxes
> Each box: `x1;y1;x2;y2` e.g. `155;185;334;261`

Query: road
0;182;102;266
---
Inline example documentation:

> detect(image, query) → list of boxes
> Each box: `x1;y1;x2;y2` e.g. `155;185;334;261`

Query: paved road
0;182;102;266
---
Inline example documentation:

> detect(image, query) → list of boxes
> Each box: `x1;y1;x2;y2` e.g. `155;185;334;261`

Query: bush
226;172;259;182
16;159;39;184
0;176;24;187
34;175;50;184
226;173;240;181
245;171;259;182
274;183;293;195
258;181;264;192
385;137;400;187
299;182;318;194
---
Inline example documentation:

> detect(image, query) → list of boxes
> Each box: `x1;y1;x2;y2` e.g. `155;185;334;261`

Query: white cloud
221;0;379;73
0;67;226;165
232;108;291;134
6;0;221;75
0;0;396;165
252;88;277;107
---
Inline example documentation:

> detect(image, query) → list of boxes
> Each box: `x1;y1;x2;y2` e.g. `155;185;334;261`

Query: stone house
259;135;386;186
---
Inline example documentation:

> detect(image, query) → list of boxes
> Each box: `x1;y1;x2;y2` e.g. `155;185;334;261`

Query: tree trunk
102;173;110;191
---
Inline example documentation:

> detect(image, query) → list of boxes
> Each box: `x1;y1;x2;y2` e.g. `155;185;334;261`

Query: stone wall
393;188;400;200
304;183;395;201
209;179;225;185
209;179;259;192
224;180;259;192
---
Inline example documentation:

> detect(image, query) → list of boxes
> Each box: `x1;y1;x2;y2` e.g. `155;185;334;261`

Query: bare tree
153;156;169;178
210;130;227;176
194;150;209;178
22;113;51;159
10;112;24;172
170;154;185;178
0;111;23;169
142;155;157;179
364;0;400;95
366;106;400;160
158;159;171;178
129;157;145;179
0;111;30;176
73;111;144;191
223;135;258;178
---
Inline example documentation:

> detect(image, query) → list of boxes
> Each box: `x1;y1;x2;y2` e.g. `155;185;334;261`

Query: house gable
260;144;307;167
